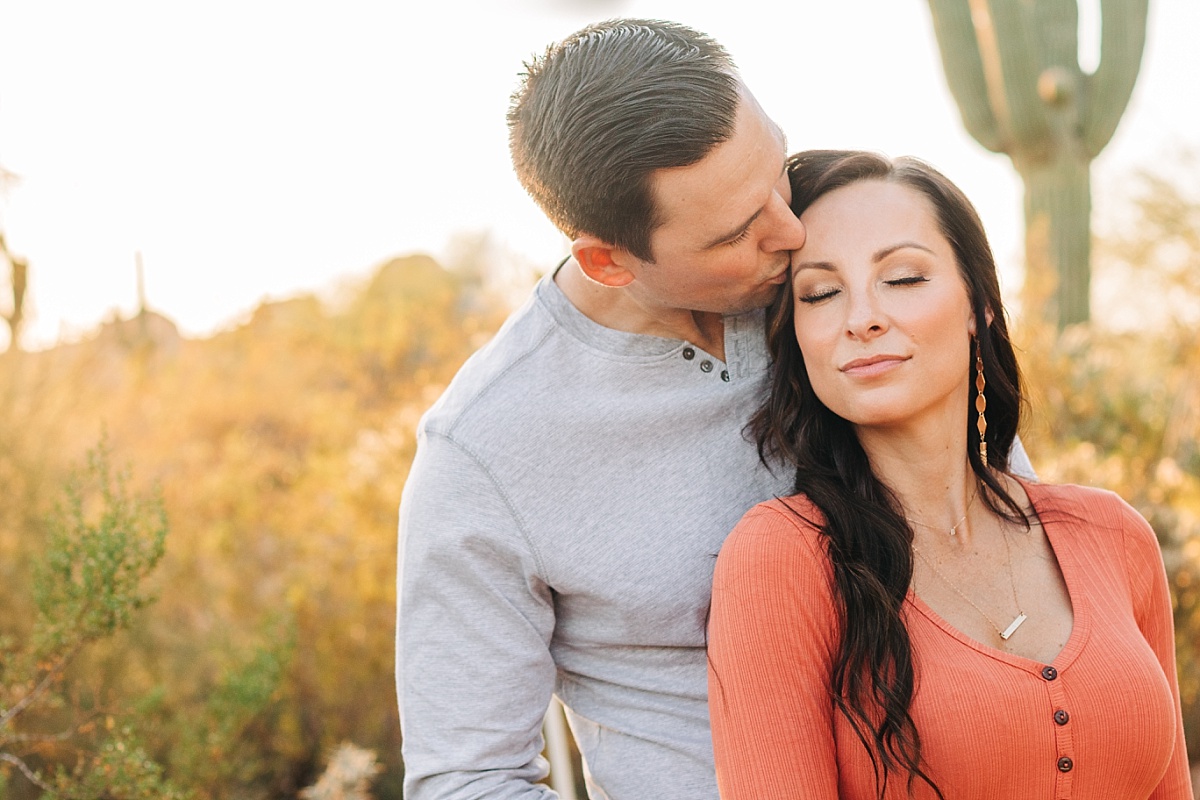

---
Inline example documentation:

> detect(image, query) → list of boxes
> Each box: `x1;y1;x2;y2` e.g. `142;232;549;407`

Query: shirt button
682;347;696;360
700;360;714;373
721;370;730;382
1054;709;1070;725
1041;666;1058;681
1057;756;1073;772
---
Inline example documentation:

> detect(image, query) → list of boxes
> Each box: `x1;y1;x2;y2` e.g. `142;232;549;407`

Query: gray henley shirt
397;270;791;799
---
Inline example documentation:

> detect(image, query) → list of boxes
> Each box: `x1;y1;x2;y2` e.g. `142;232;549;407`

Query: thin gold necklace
912;527;1028;641
905;486;977;537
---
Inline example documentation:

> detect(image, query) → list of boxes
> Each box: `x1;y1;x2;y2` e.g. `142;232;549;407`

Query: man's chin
721;283;784;316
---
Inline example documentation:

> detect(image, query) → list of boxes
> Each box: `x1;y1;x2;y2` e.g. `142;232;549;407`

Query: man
396;18;1029;800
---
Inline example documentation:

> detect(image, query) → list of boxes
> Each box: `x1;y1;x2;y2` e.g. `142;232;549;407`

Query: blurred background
1;1;1197;797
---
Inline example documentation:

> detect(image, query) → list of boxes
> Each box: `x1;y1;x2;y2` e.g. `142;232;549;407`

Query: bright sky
1;0;1196;348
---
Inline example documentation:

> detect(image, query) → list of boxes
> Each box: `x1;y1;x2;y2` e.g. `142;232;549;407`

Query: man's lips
839;355;909;375
761;262;790;285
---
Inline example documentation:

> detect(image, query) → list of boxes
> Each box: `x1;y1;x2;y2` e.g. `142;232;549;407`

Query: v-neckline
905;479;1092;674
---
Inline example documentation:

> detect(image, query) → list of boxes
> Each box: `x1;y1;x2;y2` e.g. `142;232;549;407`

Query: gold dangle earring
975;338;988;463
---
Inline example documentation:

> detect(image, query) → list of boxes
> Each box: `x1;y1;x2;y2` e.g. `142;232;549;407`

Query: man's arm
397;428;558;799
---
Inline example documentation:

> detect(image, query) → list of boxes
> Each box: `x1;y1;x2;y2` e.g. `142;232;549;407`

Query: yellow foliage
0;254;512;798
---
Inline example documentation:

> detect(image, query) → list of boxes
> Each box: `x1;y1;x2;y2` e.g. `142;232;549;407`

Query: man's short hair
508;18;740;262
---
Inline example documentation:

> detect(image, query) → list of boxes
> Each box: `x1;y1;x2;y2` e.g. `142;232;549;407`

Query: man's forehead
737;81;787;147
648;112;789;245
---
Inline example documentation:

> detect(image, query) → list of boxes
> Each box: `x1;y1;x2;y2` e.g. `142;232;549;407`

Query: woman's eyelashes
796;274;929;305
796;285;840;305
885;274;930;287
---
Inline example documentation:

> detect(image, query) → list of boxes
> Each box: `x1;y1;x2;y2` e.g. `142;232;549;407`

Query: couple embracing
397;18;1191;800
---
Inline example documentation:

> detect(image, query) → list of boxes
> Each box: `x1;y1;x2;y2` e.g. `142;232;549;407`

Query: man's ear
571;235;636;288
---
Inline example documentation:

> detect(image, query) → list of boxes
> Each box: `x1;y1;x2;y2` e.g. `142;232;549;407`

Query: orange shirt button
1054;709;1069;725
1057;756;1074;772
1041;666;1058;681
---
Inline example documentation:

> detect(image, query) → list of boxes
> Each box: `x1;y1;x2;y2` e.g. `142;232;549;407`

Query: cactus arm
925;0;1005;153
975;0;1055;155
1081;0;1149;156
1030;0;1081;65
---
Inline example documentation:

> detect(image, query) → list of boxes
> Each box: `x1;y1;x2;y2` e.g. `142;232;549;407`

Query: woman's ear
571;235;636;288
969;305;995;335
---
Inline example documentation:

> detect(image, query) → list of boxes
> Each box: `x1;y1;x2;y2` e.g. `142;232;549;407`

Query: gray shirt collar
536;267;770;377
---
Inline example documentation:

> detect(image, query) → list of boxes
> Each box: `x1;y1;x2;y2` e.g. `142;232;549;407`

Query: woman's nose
844;288;887;339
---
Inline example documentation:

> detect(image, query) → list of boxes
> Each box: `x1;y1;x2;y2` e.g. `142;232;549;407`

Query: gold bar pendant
1000;613;1028;641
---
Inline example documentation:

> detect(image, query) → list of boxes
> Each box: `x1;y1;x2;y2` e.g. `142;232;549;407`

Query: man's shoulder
421;287;559;434
421;276;633;441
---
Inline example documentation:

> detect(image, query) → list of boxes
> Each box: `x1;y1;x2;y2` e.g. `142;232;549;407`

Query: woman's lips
839;355;908;376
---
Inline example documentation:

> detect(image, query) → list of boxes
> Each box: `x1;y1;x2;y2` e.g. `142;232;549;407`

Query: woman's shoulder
1023;480;1158;560
1025;480;1149;529
732;494;827;540
1025;479;1117;504
719;494;831;576
714;493;838;614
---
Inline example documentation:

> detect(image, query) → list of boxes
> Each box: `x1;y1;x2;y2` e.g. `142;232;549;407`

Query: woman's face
790;179;978;434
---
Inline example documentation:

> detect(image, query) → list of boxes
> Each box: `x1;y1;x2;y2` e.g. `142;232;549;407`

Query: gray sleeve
396;428;558;800
1009;434;1037;480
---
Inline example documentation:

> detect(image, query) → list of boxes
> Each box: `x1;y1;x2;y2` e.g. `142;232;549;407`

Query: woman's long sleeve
1121;500;1195;800
707;501;841;799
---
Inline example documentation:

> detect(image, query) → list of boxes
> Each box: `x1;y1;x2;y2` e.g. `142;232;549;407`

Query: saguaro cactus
1;232;28;351
926;0;1149;327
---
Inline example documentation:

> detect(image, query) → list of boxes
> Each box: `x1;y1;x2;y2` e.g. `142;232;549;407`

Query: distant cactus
0;232;27;351
927;0;1149;327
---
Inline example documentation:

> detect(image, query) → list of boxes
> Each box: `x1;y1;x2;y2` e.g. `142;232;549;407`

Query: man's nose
761;192;806;252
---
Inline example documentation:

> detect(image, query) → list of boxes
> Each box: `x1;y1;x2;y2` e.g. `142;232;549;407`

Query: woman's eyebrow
794;243;935;272
792;261;837;273
873;242;935;262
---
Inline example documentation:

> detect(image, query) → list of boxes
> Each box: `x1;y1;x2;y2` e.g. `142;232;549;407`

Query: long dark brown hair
751;150;1030;797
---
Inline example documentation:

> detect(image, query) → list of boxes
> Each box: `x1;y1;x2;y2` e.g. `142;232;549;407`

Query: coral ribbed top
708;481;1193;799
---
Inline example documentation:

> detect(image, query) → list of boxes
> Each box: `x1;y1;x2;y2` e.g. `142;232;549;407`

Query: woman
707;150;1192;799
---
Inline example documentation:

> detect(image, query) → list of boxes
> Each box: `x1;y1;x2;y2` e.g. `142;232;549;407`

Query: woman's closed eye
885;275;929;287
796;286;841;305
